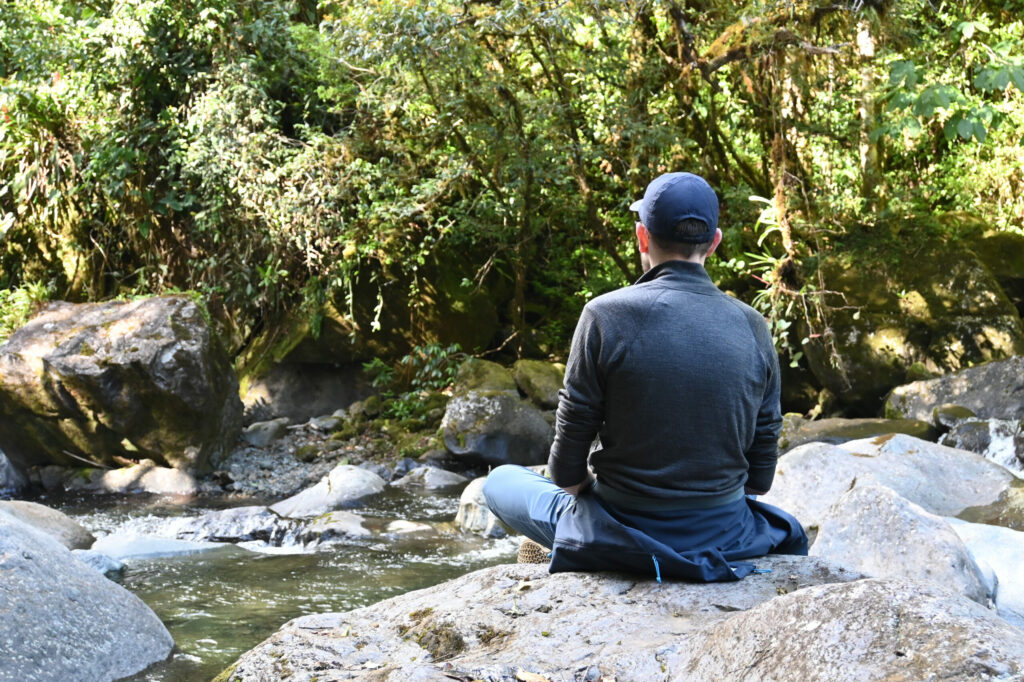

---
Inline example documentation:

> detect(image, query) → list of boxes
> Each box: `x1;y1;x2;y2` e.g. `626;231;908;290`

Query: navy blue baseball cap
628;172;719;243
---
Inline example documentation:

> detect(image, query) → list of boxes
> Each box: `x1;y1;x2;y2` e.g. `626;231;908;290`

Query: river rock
809;484;990;604
300;511;370;545
512;359;563;409
172;506;296;544
222;556;865;681
802;246;1024;413
0;296;242;475
455;477;507;538
269;464;386;519
71;549;125;581
682;578;1024;681
940;417;1024;475
885;355;1024;422
242;417;291;448
392;466;469;490
441;391;553;467
453;358;518;394
69;460;199;495
779;415;936;453
0;500;94;549
0;513;173;681
0;448;26;496
761;435;1015;529
948;518;1024;629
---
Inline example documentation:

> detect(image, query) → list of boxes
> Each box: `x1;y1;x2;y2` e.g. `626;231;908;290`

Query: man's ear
705;228;723;257
635;223;650;253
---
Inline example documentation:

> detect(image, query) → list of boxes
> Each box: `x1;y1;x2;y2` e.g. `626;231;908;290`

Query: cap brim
628;199;643;212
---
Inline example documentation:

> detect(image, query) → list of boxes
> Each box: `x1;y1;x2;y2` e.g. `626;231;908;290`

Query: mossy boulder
452;358;518;395
512;359;564;409
441;391;553;467
801;238;1024;413
0;297;242;475
971;231;1024;317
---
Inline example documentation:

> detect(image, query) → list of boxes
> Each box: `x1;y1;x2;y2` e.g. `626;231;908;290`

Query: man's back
548;260;782;505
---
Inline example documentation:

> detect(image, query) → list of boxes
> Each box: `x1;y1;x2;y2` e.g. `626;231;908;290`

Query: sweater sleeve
547;306;605;488
745;317;782;493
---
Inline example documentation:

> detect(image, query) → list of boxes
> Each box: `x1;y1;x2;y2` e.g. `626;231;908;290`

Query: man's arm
548;307;604;496
745;322;783;494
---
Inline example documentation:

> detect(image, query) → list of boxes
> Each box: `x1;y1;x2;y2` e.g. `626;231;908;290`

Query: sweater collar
633;259;718;292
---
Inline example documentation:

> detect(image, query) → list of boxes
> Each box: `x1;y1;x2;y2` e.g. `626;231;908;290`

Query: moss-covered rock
0;297;242;475
512;359;564;409
801;235;1024;413
452;358;518;395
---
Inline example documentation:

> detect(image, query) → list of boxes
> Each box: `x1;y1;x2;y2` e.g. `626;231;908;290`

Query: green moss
209;662;239;682
414;620;465;661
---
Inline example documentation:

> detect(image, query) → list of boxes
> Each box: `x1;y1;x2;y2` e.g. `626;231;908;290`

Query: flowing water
47;488;518;681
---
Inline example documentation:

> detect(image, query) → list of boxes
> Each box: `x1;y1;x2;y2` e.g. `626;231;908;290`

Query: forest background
2;0;1023;415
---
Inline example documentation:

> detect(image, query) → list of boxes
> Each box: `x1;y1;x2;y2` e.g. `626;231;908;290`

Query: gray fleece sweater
547;260;782;507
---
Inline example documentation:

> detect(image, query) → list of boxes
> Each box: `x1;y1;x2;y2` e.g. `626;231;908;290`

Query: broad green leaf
957;118;974;139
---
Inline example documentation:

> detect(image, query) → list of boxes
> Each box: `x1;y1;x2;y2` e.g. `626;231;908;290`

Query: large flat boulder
809;485;990;604
222;557;1024;681
763;435;1015;529
0;511;173;681
0;296;242;475
885;355;1024;422
222;556;865;681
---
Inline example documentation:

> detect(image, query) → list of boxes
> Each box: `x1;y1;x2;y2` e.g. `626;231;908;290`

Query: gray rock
940;417;1024;475
682;578;1024;681
455;477;507;539
299;511;370;545
171;506;296;544
886;355;1024;422
71;549;125;581
392;466;469;490
0;448;26;496
242;417;291;448
779;415;935;453
762;435;1015;529
0;513;173;681
809;485;990;604
223;556;866;681
269;464;386;519
308;414;344;432
441;390;553;467
0;500;94;549
512;359;564;409
948;518;1024;629
0;296;242;475
69;460;199;495
91;534;225;560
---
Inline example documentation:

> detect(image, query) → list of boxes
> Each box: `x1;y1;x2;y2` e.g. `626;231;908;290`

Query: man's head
629;172;722;267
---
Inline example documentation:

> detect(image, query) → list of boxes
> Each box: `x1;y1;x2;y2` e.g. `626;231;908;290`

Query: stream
45;487;518;681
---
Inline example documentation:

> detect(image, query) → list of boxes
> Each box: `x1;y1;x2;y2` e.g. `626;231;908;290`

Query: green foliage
2;0;1023;369
0;280;52;343
364;343;464;420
